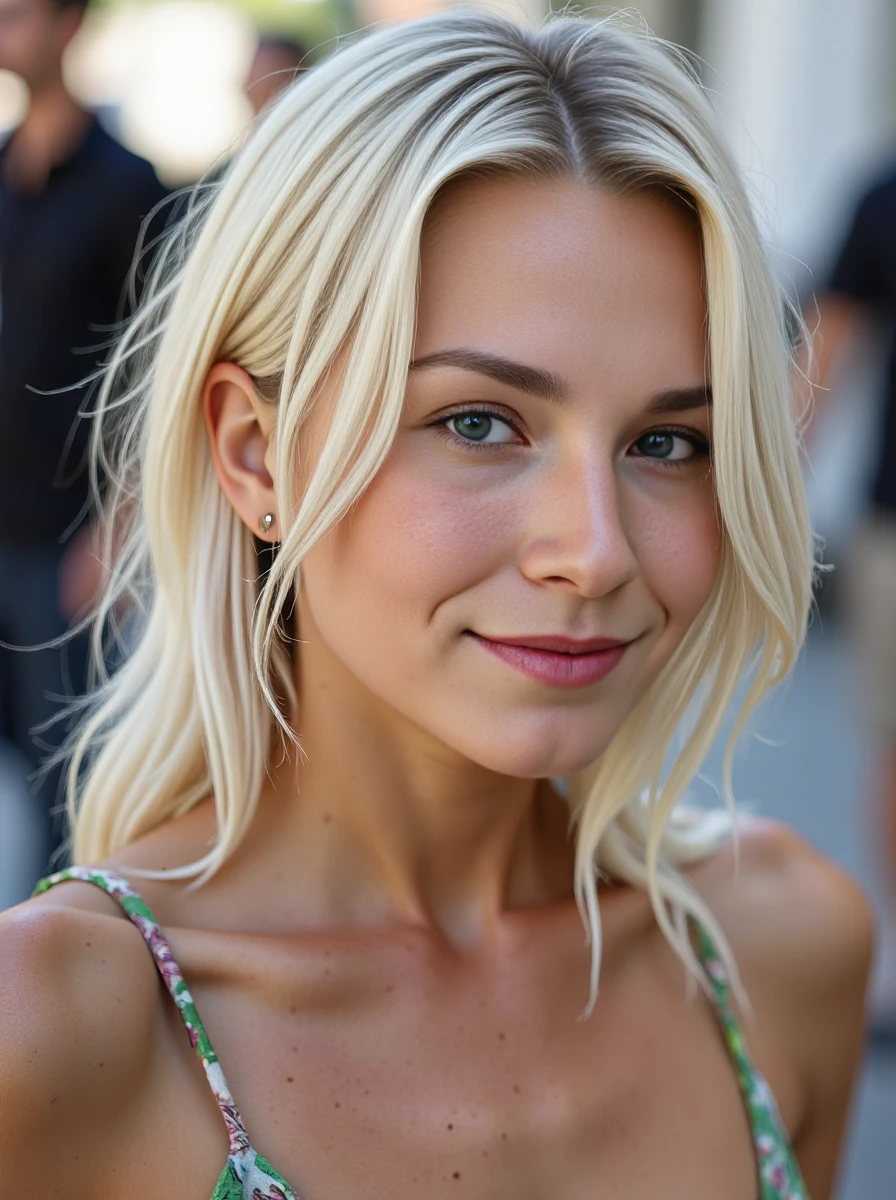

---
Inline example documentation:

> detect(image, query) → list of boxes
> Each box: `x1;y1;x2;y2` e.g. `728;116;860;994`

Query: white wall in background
701;0;894;545
65;1;256;184
701;0;893;288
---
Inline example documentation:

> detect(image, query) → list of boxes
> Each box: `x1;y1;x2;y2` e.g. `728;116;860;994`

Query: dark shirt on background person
0;115;166;882
826;165;896;513
810;161;896;921
0;116;168;544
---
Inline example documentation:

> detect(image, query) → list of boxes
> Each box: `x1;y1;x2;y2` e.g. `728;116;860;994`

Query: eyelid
429;400;522;423
632;423;709;444
428;402;527;437
628;425;711;467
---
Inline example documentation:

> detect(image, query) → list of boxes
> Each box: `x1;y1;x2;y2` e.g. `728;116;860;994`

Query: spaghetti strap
32;867;802;1200
34;866;251;1160
692;921;809;1200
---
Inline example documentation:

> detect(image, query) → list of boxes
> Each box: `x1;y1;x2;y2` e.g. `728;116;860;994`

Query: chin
450;719;615;780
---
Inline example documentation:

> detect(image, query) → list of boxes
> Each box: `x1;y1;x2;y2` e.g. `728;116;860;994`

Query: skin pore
0;177;872;1200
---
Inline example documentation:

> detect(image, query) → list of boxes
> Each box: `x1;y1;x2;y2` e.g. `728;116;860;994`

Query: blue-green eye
632;430;703;462
445;412;517;445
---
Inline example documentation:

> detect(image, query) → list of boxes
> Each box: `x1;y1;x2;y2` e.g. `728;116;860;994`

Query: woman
0;10;872;1198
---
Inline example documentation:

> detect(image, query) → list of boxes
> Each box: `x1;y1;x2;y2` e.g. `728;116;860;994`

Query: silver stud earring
259;512;275;535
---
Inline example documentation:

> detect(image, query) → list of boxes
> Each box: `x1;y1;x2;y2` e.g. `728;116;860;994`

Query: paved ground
1;618;894;1195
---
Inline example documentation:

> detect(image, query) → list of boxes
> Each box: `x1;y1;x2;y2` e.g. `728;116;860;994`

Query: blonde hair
69;8;814;1007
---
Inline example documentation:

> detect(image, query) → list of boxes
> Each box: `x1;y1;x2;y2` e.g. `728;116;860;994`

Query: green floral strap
35;867;301;1198
35;869;803;1199
693;923;809;1199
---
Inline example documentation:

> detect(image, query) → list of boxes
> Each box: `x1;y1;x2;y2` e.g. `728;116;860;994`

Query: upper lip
472;633;633;654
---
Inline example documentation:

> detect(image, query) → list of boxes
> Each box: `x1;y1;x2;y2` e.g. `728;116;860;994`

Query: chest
115;932;786;1200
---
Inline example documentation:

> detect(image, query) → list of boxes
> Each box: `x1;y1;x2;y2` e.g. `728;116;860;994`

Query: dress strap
691;921;809;1200
33;866;252;1160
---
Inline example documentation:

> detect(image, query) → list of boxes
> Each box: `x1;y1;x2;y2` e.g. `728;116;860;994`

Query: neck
4;75;88;191
250;607;575;944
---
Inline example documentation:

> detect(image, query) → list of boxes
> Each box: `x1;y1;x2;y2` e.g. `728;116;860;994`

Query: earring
259;512;275;535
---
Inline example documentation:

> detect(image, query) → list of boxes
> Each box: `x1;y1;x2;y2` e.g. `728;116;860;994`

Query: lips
478;633;630;654
466;631;633;688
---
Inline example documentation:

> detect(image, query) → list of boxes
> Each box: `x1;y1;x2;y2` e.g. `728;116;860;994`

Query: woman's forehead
414;176;708;399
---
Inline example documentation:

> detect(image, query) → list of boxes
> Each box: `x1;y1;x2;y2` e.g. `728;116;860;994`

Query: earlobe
203;362;279;541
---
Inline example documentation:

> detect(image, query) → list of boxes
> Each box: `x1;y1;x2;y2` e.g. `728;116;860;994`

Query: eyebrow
644;385;713;414
408;349;712;413
409;349;567;402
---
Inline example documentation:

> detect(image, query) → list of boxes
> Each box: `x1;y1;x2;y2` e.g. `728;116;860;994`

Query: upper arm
771;836;874;1199
0;896;161;1198
694;820;874;1200
808;292;865;396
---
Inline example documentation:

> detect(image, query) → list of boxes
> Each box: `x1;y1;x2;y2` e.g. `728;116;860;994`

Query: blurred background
1;0;895;1194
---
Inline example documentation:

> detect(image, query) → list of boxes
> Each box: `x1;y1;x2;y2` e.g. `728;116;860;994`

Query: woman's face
299;176;719;778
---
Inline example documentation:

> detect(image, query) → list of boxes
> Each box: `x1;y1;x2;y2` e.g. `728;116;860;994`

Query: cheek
634;484;722;627
302;450;509;666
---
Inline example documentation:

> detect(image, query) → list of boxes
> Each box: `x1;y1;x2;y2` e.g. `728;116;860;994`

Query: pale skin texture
0;179;874;1199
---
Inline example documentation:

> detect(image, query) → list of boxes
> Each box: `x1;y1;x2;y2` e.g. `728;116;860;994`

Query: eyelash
429;405;711;467
429;404;524;454
630;425;711;470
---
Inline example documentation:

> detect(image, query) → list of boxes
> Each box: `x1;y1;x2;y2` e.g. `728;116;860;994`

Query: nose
517;450;638;598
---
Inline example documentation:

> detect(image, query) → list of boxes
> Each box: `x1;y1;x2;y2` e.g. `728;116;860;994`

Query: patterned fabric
34;867;299;1200
35;866;809;1199
692;924;810;1200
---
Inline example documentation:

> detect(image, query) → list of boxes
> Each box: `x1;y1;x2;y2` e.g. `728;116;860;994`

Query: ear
203;362;279;542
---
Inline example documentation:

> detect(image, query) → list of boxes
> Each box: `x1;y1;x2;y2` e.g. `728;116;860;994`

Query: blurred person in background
245;34;308;118
802;165;896;935
203;33;306;181
0;0;166;878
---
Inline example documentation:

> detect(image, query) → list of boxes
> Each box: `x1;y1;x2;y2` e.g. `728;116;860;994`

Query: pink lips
468;632;631;688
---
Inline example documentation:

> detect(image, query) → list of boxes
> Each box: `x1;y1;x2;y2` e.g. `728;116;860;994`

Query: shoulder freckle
0;897;161;1141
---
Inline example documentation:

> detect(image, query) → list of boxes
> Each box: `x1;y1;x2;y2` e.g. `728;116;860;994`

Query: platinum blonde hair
69;8;814;1008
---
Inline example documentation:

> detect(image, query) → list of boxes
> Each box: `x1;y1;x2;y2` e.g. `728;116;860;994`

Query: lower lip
468;634;629;688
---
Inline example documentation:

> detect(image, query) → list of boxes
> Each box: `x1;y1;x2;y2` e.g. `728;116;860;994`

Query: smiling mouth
465;631;633;688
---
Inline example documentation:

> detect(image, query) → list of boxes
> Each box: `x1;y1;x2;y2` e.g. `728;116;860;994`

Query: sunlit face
298;176;719;778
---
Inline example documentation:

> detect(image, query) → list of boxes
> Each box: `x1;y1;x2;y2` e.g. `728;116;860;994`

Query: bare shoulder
0;883;161;1195
690;817;873;1197
691;815;874;989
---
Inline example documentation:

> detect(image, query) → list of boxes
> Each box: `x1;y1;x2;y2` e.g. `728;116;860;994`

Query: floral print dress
34;866;810;1199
